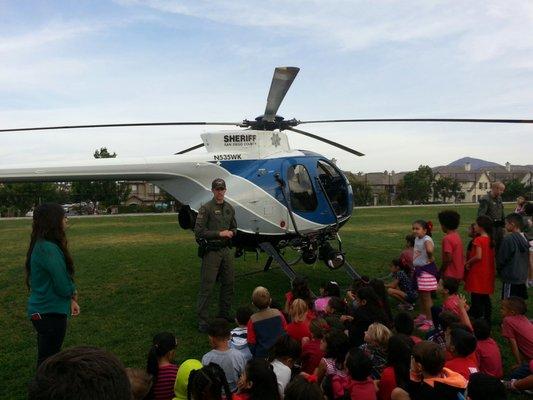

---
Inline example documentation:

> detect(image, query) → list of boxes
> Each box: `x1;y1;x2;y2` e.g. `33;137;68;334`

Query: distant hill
447;157;502;170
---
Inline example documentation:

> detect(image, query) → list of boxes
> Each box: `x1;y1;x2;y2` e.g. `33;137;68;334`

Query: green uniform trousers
196;247;235;327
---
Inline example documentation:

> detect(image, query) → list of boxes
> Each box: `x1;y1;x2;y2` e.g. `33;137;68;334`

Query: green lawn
0;205;530;399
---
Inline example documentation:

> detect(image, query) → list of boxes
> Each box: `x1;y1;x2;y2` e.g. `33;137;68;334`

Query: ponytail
413;219;433;237
146;332;177;386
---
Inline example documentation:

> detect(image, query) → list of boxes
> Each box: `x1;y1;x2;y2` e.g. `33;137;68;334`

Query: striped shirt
153;364;178;400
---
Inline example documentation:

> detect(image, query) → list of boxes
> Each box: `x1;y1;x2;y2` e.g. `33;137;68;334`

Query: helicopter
1;67;532;280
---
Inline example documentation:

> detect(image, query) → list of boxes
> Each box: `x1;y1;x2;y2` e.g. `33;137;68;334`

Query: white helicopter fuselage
0;130;348;238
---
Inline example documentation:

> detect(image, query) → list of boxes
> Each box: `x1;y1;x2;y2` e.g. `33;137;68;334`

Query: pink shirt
502;315;533;360
442;294;461;317
475;338;503;378
442;231;464;280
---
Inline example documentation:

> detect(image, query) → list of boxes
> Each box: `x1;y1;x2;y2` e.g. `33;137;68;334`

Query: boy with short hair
444;327;479;379
230;306;254;361
501;297;533;367
201;318;246;392
247;286;287;358
472;318;503;378
498;213;530;299
438;210;464;280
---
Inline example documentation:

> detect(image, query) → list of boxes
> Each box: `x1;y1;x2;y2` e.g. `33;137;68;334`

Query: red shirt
301;338;324;374
410;335;422;344
444;353;479;379
345;378;377;400
153;364;179;400
441;231;464;280
502;315;533;360
286;321;311;342
377;366;396;400
464;236;495;294
475;338;503;378
442;294;461;317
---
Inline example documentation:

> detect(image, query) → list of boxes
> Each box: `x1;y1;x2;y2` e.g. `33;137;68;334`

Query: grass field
0;205;530;399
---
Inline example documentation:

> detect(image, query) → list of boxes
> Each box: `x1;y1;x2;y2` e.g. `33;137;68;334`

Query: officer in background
478;181;505;250
194;178;237;332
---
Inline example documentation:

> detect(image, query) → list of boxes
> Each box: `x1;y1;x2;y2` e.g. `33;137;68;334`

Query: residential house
125;181;165;206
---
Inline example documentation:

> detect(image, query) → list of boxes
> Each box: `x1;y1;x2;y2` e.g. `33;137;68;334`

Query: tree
501;179;530;201
397;165;434;204
432;176;462;203
348;179;373;206
70;147;130;208
0;183;69;215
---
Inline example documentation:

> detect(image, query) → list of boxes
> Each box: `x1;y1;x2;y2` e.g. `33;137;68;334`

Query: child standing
286;299;311;342
464;216;495;325
201;318;247;393
301;318;327;374
386;258;418;311
472;319;502;378
247;286;287;358
498;213;530;299
146;332;178;400
360;322;392;379
501;296;533;368
230;306;254;362
439;210;465;281
412;219;438;331
438;210;464;281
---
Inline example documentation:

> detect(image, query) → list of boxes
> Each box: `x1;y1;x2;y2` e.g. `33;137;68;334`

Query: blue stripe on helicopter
216;156;337;225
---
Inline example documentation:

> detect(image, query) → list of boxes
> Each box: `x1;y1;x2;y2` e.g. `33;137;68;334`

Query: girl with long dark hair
377;334;414;400
146;332;178;400
26;203;79;367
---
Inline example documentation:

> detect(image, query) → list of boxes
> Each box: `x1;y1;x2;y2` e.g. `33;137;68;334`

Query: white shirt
413;235;433;267
271;359;291;398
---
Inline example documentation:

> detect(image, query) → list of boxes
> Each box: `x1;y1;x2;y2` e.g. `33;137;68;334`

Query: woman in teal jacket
26;203;80;366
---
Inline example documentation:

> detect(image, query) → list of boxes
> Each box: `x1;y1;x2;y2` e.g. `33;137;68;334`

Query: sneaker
414;314;426;326
418;321;434;332
398;303;414;311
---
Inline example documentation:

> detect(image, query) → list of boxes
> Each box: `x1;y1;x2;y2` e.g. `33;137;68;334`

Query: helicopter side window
317;160;348;217
287;165;318;212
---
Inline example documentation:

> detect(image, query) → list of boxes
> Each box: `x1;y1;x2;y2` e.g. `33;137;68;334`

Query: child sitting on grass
436;278;472;331
234;358;280;400
391;341;467;400
472;318;502;378
202;318;246;393
325;296;347;332
393;312;421;344
284;375;324;400
286;299;311;342
315;281;341;316
269;335;301;397
399;234;415;274
172;359;202;400
466;373;507;400
284;275;315;318
231;306;254;362
444;326;479;379
336;348;377;400
301;318;327;374
378;334;414;400
187;363;232;400
315;330;350;385
248;286;287;358
386;258;418;311
146;332;178;400
427;311;459;351
501;296;533;370
360;322;392;379
347;287;389;347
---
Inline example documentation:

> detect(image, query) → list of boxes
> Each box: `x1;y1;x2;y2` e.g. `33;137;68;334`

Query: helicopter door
286;164;318;214
316;160;350;219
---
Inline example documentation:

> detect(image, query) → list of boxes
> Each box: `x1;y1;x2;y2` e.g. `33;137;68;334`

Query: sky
0;0;532;173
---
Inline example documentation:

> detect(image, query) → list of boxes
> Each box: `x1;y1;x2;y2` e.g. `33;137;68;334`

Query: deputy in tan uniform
194;178;237;332
478;181;505;250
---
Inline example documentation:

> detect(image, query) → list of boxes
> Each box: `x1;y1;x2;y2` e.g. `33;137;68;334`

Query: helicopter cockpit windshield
317;160;350;218
287;164;318;212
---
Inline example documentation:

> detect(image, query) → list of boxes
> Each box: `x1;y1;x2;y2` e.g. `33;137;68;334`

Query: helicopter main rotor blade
299;118;533;124
263;67;300;123
174;143;205;154
286;127;365;157
0;122;240;133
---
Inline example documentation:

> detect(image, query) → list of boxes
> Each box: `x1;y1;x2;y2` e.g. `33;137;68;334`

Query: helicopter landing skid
258;242;296;280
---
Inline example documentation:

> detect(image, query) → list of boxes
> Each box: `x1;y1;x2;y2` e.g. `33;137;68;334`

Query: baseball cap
211;178;226;190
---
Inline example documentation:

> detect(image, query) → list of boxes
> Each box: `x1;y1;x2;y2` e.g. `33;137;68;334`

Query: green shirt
194;198;237;246
27;239;76;317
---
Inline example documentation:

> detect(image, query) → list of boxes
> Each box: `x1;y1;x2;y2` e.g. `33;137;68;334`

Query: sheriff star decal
271;133;281;147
